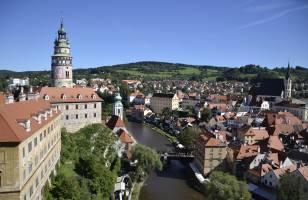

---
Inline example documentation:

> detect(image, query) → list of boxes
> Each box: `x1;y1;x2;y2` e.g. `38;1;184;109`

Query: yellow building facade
0;100;61;200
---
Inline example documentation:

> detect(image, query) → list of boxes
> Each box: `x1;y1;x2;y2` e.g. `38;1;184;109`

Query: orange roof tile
39;87;103;103
106;115;125;130
0;100;60;142
117;129;134;143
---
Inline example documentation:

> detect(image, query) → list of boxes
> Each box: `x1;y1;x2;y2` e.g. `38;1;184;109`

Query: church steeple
113;93;123;120
285;62;291;80
284;62;292;99
51;19;73;88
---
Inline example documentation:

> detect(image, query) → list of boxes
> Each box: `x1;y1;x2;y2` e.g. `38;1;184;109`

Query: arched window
77;94;82;99
66;71;69;79
91;94;96;99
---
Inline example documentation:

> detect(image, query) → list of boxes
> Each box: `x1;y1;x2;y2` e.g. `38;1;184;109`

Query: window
28;163;32;173
85;104;87;109
66;115;69;120
34;137;37;147
76;114;78;119
40;133;43;141
30;185;33;197
75;104;78;109
23;147;25;158
28;142;32;153
66;71;69;79
44;130;46;138
94;103;97;108
36;177;39;187
93;113;96;118
66;105;69;110
85;114;88;118
23;195;26;200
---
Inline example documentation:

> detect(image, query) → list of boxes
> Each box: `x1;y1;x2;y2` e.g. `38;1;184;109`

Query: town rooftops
152;93;176;98
39;87;103;103
0;100;60;143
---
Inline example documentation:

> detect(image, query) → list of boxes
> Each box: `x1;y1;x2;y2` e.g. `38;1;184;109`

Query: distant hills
1;61;308;85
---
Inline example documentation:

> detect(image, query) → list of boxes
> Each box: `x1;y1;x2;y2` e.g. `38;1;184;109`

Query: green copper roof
58;20;65;33
115;93;122;101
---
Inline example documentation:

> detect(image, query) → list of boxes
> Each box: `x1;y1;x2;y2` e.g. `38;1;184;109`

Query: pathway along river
125;121;205;200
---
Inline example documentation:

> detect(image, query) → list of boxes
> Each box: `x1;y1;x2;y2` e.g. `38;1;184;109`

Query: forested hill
0;61;307;87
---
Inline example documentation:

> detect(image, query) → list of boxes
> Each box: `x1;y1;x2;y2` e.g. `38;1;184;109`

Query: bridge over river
125;121;205;200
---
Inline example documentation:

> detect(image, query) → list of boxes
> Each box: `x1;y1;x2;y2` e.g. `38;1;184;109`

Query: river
125;121;205;200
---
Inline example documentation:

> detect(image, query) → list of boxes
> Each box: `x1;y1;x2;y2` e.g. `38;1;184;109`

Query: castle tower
113;93;123;120
51;19;73;87
284;62;292;99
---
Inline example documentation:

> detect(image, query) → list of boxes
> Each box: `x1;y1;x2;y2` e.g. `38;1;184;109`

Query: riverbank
143;123;178;143
131;181;144;200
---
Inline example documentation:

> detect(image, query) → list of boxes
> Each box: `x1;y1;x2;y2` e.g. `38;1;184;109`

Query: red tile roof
117;129;134;143
106;115;125;130
39;87;103;103
0;100;60;142
268;136;284;152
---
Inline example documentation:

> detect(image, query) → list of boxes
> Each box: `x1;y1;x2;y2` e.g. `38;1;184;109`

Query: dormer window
44;111;48;120
77;94;82;99
18;119;31;132
91;94;96;99
44;94;49;100
61;94;66;100
32;114;42;124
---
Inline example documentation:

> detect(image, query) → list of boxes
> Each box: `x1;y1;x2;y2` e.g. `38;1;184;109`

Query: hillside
1;61;307;87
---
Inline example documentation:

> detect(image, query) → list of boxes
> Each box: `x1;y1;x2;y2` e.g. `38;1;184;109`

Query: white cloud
238;4;308;30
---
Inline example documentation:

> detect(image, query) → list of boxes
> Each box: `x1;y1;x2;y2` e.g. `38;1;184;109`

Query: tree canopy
277;173;308;200
131;144;162;180
203;171;251;200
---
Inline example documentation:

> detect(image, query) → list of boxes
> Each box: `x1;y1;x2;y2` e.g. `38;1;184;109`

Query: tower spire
286;62;291;80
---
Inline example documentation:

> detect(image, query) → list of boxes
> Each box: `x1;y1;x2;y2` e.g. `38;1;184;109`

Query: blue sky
0;0;307;71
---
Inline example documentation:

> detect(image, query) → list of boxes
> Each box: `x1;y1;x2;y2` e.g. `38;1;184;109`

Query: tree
200;108;212;122
131;144;162;180
277;173;308;200
161;107;172;119
177;127;201;151
50;174;81;200
203;171;251;200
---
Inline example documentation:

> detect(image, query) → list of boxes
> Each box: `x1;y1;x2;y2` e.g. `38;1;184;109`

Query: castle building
39;87;103;133
0;100;61;200
51;20;73;88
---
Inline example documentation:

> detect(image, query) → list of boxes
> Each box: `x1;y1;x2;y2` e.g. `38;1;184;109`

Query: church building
247;63;293;107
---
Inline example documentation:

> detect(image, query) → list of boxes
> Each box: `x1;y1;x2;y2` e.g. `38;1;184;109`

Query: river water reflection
125;121;205;200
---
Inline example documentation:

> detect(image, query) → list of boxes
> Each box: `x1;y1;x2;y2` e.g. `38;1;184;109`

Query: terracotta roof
39;87;103;103
268;136;284;152
106;115;125;130
297;165;308;181
236;145;260;160
265;112;302;127
117;129;134;143
273;165;297;178
239;125;269;141
0;100;60;142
